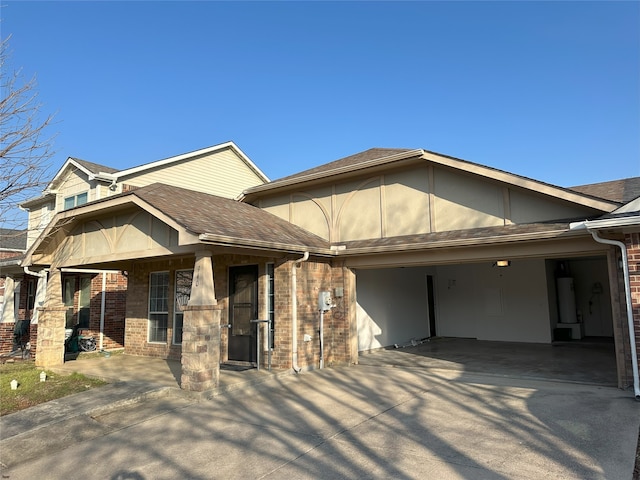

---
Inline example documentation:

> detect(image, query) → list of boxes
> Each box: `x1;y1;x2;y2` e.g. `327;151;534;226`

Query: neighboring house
18;145;640;398
0;229;30;351
2;142;269;357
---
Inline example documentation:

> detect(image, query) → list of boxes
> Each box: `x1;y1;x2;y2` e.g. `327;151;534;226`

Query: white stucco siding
121;149;264;199
433;169;504;232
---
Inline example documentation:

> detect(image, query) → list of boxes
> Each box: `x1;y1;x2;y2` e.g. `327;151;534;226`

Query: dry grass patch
0;360;106;416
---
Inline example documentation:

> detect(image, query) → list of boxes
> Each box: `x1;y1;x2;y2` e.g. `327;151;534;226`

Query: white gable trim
48;158;101;190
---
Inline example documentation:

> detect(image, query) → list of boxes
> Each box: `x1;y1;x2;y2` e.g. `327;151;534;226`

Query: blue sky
2;1;639;187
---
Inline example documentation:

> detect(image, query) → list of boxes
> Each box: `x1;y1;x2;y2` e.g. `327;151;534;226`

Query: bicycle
78;333;97;352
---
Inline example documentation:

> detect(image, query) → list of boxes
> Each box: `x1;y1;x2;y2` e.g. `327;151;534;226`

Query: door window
173;269;193;344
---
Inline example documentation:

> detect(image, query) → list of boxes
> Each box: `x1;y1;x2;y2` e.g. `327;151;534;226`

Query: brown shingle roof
0;228;27;251
339;222;576;254
71;158;118;175
272;148;414;182
569;177;640;204
130;184;330;252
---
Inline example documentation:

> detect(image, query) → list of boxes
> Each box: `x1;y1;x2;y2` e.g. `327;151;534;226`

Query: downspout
588;229;640;400
23;266;47;278
291;252;309;373
99;272;107;351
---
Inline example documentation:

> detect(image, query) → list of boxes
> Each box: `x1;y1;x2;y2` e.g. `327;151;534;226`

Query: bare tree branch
0;34;56;230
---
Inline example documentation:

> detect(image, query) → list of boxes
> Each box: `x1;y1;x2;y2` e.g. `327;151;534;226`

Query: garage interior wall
356;267;433;350
355;256;613;352
357;259;554;351
436;259;552;343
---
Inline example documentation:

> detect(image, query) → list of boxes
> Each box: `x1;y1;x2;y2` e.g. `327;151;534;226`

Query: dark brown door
228;265;258;362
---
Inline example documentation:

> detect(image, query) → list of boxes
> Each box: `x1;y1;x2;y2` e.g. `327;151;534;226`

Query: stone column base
181;305;222;392
35;305;68;368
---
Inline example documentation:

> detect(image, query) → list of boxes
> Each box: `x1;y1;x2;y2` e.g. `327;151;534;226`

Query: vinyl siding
120;148;264;198
56;169;93;211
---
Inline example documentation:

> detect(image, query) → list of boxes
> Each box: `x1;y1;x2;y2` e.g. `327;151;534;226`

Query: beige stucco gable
253;161;615;243
24;197;200;270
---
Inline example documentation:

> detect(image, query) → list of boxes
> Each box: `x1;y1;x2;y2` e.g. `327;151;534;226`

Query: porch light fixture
494;260;511;267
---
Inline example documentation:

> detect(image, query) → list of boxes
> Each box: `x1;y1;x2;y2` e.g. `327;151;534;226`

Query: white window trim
63;191;89;210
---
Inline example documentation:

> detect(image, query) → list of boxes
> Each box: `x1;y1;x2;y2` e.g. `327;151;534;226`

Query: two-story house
0;142;269;356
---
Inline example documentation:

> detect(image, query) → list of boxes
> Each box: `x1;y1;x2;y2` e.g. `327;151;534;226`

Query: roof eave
199;233;334;256
334;226;581;256
19;191;57;209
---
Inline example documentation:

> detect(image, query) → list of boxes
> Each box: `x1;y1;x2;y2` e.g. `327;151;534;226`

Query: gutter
291;252;309;373
199;233;334;256
571;221;640;399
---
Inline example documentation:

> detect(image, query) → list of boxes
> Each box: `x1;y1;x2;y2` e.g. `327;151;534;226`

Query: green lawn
0;360;106;416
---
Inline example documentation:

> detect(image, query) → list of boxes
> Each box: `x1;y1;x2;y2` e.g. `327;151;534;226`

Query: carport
353;252;621;387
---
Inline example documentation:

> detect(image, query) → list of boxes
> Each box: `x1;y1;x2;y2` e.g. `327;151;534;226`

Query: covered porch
22;183;334;392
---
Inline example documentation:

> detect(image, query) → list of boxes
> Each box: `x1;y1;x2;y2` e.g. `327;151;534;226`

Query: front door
228;265;258;363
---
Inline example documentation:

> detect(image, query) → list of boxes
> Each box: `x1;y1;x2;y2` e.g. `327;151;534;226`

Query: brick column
180;251;221;392
35;268;67;368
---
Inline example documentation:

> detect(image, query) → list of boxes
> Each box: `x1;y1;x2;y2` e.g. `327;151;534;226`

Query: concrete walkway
1;353;638;479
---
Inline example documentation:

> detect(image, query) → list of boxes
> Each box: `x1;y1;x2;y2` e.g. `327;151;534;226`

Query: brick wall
123;253;357;370
0;251;24;260
61;271;128;351
269;257;355;370
626;232;640;389
125;257;195;360
0;273;40;356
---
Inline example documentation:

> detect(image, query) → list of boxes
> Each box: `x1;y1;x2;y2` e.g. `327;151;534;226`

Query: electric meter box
318;291;332;311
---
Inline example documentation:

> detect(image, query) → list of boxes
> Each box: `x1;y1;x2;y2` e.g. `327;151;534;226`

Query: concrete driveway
1;363;638;479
